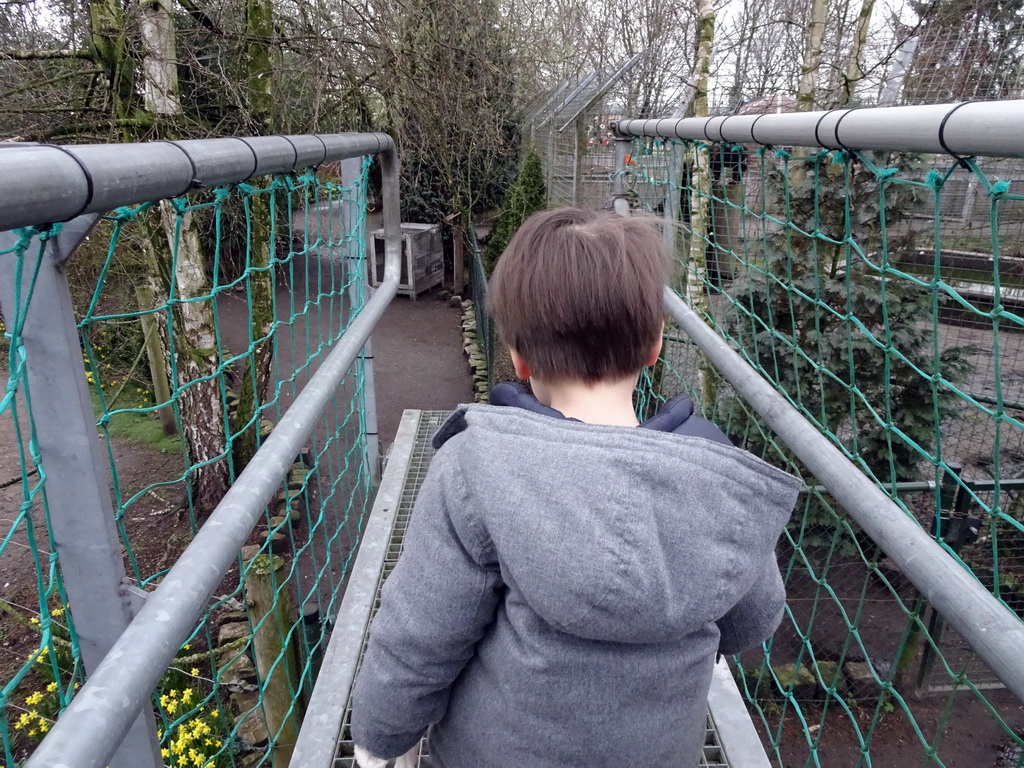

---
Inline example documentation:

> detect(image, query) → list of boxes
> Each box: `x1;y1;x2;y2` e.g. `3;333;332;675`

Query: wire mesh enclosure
626;134;1024;766
523;55;645;211
0;162;377;767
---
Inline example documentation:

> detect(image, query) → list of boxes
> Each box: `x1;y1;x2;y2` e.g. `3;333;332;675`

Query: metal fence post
0;220;163;768
611;129;632;217
340;157;381;485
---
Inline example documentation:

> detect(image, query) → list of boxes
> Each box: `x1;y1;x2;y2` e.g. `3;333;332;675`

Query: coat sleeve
351;452;502;759
715;553;786;656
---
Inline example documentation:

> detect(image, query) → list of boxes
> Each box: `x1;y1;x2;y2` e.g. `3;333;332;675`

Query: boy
351;207;801;767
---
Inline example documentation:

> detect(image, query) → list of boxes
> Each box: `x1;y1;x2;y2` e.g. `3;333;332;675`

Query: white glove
354;744;419;768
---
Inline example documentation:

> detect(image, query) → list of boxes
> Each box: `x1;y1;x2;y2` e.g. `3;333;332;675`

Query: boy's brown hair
488;207;669;383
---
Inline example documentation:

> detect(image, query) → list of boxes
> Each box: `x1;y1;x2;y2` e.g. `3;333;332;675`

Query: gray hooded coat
351;399;801;767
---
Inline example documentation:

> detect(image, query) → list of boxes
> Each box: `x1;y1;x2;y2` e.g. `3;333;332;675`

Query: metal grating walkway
294;410;770;768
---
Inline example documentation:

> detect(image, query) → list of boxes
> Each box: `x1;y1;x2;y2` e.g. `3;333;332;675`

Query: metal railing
0;133;401;768
614;100;1024;766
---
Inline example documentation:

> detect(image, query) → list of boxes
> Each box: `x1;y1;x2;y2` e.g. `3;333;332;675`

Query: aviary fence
523;54;644;210
0;134;400;768
617;102;1024;766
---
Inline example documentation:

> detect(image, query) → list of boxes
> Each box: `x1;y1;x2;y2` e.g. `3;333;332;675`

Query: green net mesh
627;137;1024;767
0;161;374;767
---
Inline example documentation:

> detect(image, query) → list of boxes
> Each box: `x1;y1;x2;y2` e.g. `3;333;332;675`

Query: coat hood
432;404;801;644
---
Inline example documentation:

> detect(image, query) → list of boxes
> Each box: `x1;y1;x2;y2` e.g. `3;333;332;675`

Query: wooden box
368;223;444;299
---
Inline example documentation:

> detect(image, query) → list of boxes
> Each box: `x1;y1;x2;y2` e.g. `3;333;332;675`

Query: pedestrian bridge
1;101;1024;768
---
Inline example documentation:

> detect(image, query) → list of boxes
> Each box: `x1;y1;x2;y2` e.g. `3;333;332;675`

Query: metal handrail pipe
0;132;393;232
663;287;1024;702
614;100;1024;158
25;139;401;768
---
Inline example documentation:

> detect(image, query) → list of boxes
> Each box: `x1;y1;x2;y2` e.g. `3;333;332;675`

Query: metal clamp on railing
0;133;402;768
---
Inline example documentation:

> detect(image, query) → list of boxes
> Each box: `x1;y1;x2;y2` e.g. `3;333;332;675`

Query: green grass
91;389;182;454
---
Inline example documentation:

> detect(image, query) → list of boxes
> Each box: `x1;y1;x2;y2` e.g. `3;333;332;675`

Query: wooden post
447;212;465;296
245;553;303;766
135;284;177;436
453;219;465;297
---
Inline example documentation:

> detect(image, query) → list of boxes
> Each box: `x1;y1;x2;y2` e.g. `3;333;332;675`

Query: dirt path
372;294;474;442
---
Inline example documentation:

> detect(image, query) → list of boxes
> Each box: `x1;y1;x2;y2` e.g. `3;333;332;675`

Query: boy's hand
354;744;419;768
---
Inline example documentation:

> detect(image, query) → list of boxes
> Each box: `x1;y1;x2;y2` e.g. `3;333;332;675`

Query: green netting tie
37;222;62;241
874;167;899;180
110;204;143;220
290;172;316;190
773;148;789;159
829;150;849;165
9;228;37;252
989;180;1011;198
926;168;945;188
2;354;24;411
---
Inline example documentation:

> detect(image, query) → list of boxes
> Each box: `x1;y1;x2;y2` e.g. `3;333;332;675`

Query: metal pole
0;219;163;768
572;128;580;206
290;410;421;767
878;37;919;107
611;131;632;217
341;157;380;485
24;141;403;768
0;133;393;232
614;100;1024;158
361;336;380;485
661;287;1024;702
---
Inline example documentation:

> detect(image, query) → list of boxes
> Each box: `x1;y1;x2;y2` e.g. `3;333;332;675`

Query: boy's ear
647;334;663;367
509;348;531;380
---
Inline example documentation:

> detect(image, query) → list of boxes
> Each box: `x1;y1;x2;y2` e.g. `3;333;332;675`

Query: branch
174;0;226;38
0;105;109;114
39;115;155;141
0;49;93;61
0;68;102;101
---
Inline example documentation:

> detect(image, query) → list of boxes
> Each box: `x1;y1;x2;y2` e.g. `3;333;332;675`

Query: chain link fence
523;55;645;211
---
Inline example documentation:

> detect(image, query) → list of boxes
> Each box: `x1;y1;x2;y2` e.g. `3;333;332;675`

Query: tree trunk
687;0;718;410
233;192;275;472
797;0;830;111
88;0;140;131
231;0;277;472
159;203;231;512
840;0;875;106
245;0;275;133
139;0;181;116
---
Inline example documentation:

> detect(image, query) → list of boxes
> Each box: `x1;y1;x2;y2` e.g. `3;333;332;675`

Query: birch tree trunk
139;0;180;116
840;0;875;106
158;203;231;512
138;0;230;510
797;0;830;111
687;0;717;409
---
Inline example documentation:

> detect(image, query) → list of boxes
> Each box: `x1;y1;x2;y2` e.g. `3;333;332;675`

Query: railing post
341;157;381;485
610;127;632;217
0;220;163;768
